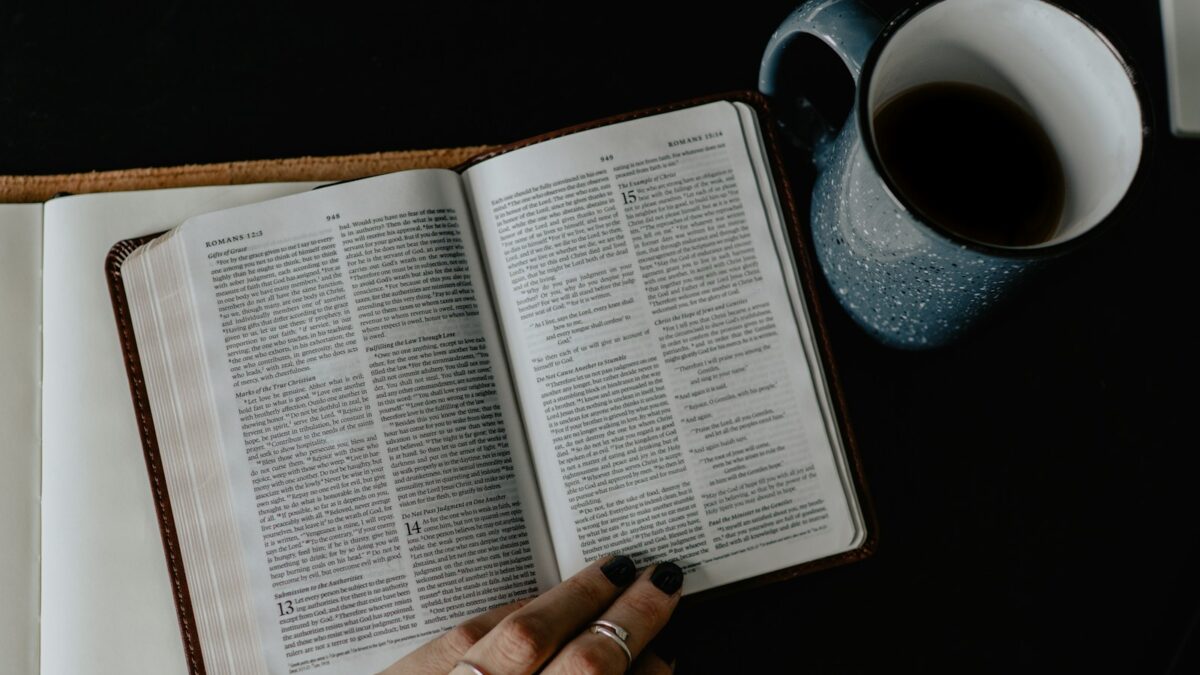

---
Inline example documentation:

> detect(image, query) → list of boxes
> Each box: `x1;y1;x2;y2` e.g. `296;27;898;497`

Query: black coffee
872;82;1065;247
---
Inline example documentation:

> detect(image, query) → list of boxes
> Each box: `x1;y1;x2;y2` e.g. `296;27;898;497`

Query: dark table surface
4;1;1194;672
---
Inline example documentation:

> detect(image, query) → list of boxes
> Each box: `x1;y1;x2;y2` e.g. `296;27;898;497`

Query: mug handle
758;0;883;160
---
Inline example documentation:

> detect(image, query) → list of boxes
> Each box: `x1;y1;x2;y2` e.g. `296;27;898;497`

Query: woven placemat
0;146;497;203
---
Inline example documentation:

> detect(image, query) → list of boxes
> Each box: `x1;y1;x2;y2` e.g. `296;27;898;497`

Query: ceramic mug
759;0;1147;348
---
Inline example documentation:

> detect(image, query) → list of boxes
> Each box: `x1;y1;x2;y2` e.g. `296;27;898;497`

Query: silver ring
590;624;633;667
455;660;488;675
590;619;630;642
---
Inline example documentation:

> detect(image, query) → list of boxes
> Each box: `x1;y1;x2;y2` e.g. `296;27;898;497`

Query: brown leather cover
106;236;207;673
104;92;876;673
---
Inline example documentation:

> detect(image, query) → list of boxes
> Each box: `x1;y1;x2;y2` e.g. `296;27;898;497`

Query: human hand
382;555;683;674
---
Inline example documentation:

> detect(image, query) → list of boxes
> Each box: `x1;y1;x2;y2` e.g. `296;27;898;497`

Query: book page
464;101;859;593
735;103;867;548
41;183;321;675
0;204;42;675
167;171;555;674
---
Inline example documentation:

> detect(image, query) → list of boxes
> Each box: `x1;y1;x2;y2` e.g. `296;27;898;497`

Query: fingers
379;599;526;675
389;556;682;675
542;562;684;675
456;554;638;674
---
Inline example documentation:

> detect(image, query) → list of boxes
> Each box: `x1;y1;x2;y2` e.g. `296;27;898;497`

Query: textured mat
0;146;495;203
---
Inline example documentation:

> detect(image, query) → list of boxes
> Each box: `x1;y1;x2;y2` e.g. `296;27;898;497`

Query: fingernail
650;561;684;595
600;554;636;586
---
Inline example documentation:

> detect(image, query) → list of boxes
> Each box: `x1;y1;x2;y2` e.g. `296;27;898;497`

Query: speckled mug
760;0;1147;348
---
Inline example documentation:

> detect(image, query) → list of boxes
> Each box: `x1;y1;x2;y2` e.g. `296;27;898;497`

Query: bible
107;93;873;675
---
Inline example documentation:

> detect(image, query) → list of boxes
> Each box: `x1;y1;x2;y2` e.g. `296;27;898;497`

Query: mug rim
856;0;1153;260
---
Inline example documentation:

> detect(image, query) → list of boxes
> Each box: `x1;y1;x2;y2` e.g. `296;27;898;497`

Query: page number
325;213;341;222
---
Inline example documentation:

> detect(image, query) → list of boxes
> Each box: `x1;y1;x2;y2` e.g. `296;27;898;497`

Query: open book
16;94;869;675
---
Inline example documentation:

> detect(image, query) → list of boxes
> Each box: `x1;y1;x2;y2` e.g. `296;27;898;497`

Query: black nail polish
650;561;684;595
601;555;636;586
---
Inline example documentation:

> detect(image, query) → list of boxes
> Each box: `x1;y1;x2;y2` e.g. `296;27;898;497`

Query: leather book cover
107;235;207;673
105;91;877;673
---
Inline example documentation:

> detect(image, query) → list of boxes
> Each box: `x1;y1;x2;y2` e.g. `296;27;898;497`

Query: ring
591;619;630;642
455;660;489;675
589;623;633;667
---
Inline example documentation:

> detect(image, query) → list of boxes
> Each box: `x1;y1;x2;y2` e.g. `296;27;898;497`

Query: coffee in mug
872;82;1065;247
